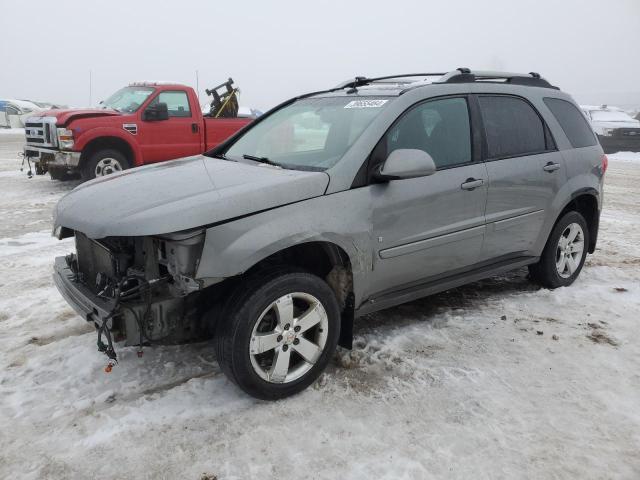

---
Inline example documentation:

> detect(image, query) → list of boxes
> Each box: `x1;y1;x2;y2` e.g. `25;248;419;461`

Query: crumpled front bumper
53;256;113;324
24;146;81;169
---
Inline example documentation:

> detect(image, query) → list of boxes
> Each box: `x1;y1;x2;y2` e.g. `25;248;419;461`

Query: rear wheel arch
556;191;600;253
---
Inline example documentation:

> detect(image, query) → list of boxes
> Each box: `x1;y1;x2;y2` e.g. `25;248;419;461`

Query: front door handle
461;178;484;191
543;161;561;172
191;123;199;133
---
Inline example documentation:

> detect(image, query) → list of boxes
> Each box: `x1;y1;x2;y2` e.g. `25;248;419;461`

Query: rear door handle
461;178;484;191
543;161;561;172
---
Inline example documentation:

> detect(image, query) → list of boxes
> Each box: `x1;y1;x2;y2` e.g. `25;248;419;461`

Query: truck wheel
215;268;340;400
81;149;129;181
529;211;589;289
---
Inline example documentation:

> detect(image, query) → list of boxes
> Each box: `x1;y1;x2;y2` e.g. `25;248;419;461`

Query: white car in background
0;99;45;128
581;104;640;153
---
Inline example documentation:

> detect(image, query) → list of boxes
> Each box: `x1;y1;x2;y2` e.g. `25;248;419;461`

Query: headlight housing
601;128;614;137
57;127;74;150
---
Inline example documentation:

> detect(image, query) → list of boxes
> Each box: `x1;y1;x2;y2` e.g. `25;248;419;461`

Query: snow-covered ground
0;127;26;135
1;133;639;479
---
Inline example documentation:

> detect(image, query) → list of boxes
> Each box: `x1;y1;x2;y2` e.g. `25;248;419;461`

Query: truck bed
204;117;253;151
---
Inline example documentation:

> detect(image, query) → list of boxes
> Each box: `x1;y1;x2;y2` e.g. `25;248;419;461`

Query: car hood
54;155;330;238
31;108;120;125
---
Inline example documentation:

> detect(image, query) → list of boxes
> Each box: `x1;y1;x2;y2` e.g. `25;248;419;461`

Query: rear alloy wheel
81;149;129;181
555;223;585;279
529;211;589;288
215;270;340;400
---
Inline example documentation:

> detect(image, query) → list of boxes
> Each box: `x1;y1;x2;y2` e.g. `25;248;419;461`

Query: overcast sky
2;0;639;110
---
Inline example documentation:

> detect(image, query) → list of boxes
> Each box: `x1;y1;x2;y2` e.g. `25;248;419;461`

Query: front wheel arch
80;136;135;171
214;267;341;399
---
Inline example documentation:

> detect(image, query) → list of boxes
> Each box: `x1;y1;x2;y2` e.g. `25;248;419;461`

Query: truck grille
24;116;58;148
612;128;640;138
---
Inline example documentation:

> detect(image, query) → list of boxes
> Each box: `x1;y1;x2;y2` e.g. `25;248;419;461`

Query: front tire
81;149;129;181
215;269;340;400
529;211;589;288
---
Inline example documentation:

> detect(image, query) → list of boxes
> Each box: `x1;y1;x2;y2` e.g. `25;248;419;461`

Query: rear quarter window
543;98;597;148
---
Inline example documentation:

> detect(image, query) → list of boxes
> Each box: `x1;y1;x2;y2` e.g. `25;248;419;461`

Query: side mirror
144;102;169;121
376;149;437;181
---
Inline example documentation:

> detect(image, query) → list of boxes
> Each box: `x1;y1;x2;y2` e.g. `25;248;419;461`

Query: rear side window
478;96;548;159
543;98;597;148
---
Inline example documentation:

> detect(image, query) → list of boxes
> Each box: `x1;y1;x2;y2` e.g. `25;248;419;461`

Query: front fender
195;189;374;306
74;127;142;166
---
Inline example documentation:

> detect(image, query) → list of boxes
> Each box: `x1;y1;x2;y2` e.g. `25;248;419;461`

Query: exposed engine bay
62;229;215;365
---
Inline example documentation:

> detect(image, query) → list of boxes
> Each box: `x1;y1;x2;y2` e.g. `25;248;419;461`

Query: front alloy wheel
215;270;340;400
81;148;129;181
94;157;124;177
249;292;329;383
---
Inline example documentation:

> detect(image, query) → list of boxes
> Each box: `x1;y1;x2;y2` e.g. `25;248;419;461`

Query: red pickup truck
23;81;253;181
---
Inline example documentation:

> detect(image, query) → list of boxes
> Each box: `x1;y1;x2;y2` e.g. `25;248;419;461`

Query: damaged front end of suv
54;227;212;366
51;147;348;380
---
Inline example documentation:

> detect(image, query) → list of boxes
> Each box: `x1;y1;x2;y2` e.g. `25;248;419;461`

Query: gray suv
52;69;606;399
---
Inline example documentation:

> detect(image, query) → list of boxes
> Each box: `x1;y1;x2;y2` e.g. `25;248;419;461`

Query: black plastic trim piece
357;255;538;316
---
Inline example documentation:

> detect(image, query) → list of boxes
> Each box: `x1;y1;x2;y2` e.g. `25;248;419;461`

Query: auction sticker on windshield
344;99;388;109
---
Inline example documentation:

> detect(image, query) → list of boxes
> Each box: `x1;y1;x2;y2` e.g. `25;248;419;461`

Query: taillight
601;154;608;174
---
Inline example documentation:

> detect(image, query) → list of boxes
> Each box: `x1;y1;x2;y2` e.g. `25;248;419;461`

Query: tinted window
151;91;191;117
544;98;597;148
387;97;471;169
479;96;547;158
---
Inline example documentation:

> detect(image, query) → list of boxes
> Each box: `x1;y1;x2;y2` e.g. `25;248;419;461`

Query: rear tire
215;268;340;400
81;149;129;181
529;211;589;288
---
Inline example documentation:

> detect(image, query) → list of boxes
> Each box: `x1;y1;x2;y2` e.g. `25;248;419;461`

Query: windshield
590;110;636;123
102;86;155;113
223;96;390;170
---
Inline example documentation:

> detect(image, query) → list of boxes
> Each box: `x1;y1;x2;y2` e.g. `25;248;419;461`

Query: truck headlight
601;128;614;137
57;128;74;150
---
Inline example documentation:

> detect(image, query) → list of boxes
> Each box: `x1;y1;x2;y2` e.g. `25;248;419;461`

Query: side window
543;98;597;148
386;97;472;169
478;96;548;159
151;91;191;118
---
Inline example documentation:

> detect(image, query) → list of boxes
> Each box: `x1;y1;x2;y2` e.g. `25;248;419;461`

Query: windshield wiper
242;154;281;167
211;152;234;161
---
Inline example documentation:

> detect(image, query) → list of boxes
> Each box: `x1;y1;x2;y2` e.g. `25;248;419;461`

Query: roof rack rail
335;73;447;90
436;68;558;89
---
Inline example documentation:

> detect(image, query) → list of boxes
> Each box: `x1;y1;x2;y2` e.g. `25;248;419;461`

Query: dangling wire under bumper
96;275;168;372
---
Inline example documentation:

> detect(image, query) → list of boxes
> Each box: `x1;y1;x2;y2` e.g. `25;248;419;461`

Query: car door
138;90;202;164
476;94;563;261
369;96;488;296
